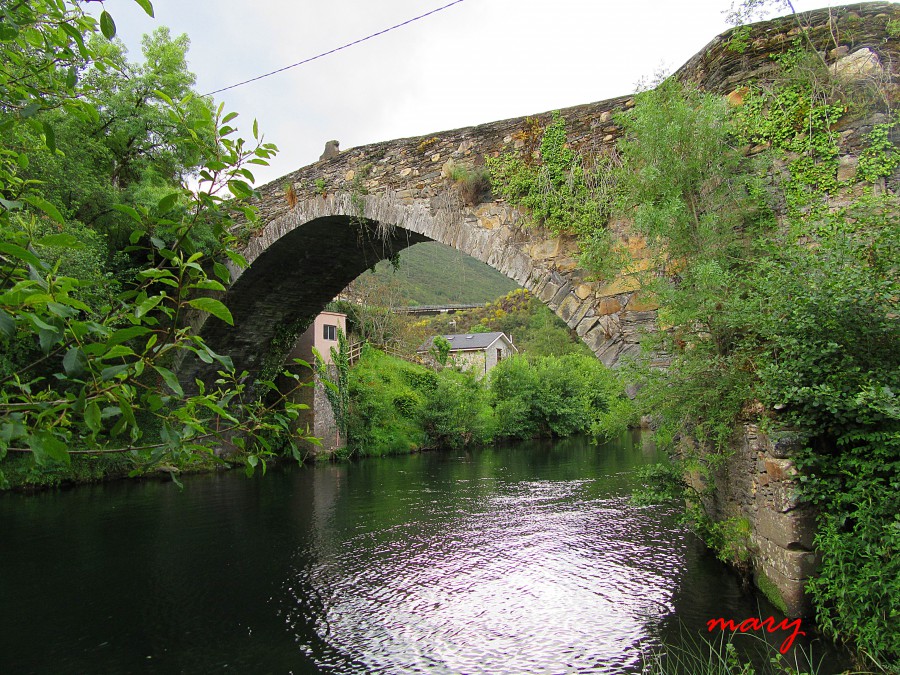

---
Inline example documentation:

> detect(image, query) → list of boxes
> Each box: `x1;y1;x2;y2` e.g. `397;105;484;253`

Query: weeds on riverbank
641;630;839;675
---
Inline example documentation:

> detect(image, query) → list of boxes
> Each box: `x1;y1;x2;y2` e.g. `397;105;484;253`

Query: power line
202;0;466;96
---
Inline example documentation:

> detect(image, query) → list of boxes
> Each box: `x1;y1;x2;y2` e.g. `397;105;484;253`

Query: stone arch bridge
182;2;898;387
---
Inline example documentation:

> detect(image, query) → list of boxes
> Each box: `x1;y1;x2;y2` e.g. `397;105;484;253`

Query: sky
102;0;842;187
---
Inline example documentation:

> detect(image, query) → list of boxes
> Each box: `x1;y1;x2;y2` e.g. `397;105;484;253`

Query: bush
346;349;427;457
420;368;495;449
490;353;630;439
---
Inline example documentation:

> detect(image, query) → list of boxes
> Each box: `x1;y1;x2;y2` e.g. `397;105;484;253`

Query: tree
429;335;451;366
0;0;308;486
13;27;218;251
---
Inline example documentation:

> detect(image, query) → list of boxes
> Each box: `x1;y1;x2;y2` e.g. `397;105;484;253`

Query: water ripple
282;472;685;674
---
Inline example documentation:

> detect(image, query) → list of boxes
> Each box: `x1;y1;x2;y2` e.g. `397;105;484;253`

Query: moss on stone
756;569;788;614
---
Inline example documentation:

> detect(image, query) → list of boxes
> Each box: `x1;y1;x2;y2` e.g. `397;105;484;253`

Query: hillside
358;241;518;306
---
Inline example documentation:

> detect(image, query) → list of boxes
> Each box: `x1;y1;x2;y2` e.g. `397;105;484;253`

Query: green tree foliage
429;335;451;366
13;27;219;252
345;347;629;456
346;347;429;456
0;0;307;487
490;353;633;440
419;367;494;450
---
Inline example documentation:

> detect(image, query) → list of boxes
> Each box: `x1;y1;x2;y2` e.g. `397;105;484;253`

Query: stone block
597;275;641;295
626;291;659;312
595;297;623;316
830;48;883;82
575;283;594;300
596;337;626;367
770;480;804;513
837;155;858;182
764;458;795;482
548;283;572;311
538;280;560;304
530;238;561;261
755;536;821;580
769;430;806;459
557;294;583;323
575;316;599;338
566;299;593;330
756;506;816;551
584;323;615;353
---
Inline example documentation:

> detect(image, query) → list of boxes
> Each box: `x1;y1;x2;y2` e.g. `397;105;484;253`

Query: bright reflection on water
286;479;678;674
0;432;850;674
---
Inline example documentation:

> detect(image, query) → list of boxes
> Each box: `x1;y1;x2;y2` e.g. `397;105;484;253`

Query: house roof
416;332;515;353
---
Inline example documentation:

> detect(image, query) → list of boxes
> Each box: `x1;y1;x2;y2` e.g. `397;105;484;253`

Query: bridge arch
186;190;655;386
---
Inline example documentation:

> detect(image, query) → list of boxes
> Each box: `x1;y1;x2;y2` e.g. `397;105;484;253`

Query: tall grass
640;629;860;675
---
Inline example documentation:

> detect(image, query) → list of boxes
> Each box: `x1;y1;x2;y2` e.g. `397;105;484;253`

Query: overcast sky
103;0;840;187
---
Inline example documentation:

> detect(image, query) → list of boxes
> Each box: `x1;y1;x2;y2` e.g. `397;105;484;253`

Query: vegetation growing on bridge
486;22;899;668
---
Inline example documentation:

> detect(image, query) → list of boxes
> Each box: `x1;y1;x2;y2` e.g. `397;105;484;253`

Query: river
0;432;850;674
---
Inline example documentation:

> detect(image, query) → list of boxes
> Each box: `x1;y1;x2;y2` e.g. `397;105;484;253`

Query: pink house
290;311;347;365
284;311;347;453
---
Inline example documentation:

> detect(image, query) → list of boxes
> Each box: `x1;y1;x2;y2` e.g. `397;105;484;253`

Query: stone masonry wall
692;426;818;616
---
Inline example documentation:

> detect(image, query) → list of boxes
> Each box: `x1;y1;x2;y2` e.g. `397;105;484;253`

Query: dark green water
0;432;849;674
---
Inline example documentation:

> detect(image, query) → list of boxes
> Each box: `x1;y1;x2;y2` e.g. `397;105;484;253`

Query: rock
319;140;340;160
757;508;816;551
837;155;858;182
595;296;622;316
440;159;455;179
574;283;594;300
726;87;748;107
769;431;807;459
828;45;850;60
829;48;882;82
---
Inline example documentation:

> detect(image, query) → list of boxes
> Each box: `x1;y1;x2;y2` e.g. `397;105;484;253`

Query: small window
323;324;336;341
497;348;503;363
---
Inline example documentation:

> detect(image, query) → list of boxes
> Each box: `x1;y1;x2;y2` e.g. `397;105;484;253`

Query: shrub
420;368;495;449
448;164;491;206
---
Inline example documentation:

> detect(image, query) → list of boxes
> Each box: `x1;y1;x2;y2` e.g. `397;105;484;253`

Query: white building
417;331;518;378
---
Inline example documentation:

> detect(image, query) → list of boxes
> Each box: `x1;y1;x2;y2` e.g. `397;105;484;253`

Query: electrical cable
202;0;466;96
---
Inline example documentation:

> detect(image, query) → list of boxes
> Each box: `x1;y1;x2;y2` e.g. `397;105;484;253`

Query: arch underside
184;214;428;387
